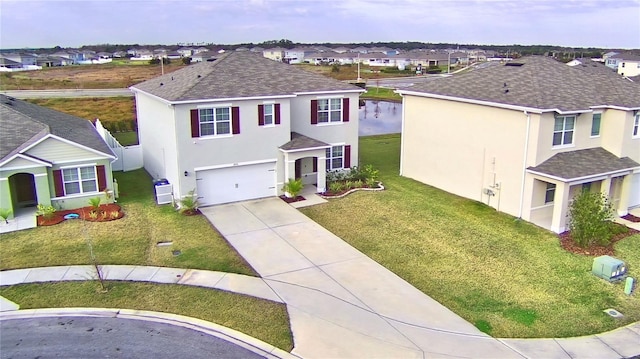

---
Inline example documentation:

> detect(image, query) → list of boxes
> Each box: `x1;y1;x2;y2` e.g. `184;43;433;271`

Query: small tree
568;190;614;247
282;178;304;198
182;57;192;65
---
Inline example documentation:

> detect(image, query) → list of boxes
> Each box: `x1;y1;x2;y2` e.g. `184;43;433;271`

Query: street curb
0;308;300;359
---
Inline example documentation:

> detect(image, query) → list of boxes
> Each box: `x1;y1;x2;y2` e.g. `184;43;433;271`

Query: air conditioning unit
592;255;627;282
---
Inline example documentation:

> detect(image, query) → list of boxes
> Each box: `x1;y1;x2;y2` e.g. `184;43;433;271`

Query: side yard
301;134;640;338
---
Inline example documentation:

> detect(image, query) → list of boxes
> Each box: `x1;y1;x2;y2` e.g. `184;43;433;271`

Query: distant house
263;47;286;62
131;49;154;61
177;47;194;57
398;56;640;234
0;95;117;220
284;47;314;64
0;57;23;71
191;51;217;63
1;52;37;66
616;54;640;78
130;52;363;206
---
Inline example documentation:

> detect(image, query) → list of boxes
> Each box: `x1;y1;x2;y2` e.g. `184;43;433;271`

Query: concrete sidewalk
200;197;640;359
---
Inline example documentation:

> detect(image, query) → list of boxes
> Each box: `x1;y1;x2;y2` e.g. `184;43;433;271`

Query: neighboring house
604;51;620;69
130;52;364;206
190;51;217;63
263;47;286;62
0;57;24;71
283;47;314;64
616;55;640;78
397;56;640;233
0;95;117;219
1;52;37;66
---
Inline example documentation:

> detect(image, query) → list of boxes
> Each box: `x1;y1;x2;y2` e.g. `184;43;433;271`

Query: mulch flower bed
279;195;306;204
558;224;639;256
37;203;124;226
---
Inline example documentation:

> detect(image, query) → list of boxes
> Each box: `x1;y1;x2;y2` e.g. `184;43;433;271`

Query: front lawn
300;134;640;338
0;282;293;351
0;169;255;275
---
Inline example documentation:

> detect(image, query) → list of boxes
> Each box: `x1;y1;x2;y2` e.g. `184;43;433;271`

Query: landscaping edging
319;182;384;199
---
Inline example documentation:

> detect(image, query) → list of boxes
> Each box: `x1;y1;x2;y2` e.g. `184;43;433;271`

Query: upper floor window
190;107;240;138
633;114;639;138
199;107;230;136
621;62;625;68
553;115;575;147
591;113;601;137
258;103;280;126
311;98;350;124
545;183;556;204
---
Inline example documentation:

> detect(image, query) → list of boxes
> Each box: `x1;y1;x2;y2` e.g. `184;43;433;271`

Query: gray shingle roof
279;132;329;151
403;56;640;112
131;51;363;102
527;148;639;180
0;95;115;162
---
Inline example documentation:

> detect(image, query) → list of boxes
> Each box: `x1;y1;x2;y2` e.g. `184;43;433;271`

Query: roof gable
131;52;362;102
0;95;115;162
527;148;640;181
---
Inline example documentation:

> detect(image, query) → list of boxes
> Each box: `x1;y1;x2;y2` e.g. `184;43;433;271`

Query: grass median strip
301;134;640;338
0;281;293;351
0;169;255;275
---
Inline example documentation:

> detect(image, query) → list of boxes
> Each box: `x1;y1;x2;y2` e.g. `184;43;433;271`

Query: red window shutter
275;103;281;125
258;105;265;126
232;106;240;134
311;100;318;124
344;145;351;168
190;109;200;138
96;165;107;191
53;170;64;197
342;98;350;122
313;157;318;172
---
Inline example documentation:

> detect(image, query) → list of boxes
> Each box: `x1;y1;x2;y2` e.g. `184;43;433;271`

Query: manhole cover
603;308;623;318
172;250;181;256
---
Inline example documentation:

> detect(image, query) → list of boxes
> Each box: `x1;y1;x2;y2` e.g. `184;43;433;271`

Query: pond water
358;100;402;136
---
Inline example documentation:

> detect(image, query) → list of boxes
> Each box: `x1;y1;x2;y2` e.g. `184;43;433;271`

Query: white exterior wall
173;99;292;198
290;93;360;169
134;93;180;188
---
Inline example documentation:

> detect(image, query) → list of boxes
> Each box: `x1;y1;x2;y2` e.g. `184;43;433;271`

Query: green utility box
592;255;627;282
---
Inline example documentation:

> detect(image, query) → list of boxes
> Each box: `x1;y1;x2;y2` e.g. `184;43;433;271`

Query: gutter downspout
518;110;531;219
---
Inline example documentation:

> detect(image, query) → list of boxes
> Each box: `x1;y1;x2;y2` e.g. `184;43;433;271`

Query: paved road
1;316;265;359
1;88;133;98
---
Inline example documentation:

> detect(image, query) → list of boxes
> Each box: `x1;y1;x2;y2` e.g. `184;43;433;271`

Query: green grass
361;87;402;102
26;97;135;123
300;134;640;338
113;131;139;146
0;281;293;351
0;169;255;275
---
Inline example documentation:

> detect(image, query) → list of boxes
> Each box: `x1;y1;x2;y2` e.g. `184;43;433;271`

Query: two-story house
616;54;640;78
130;52;363;206
397;56;640;233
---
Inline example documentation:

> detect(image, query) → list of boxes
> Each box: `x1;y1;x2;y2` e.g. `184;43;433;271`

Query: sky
1;0;639;50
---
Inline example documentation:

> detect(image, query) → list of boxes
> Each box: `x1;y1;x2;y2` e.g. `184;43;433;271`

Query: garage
195;162;276;206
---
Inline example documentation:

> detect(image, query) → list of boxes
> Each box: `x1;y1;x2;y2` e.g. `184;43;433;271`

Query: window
325;145;351;170
634;114;640;138
62;166;97;195
199;107;230;136
553;115;575;146
318;98;342;123
545;183;556;204
621;62;625;68
591;113;601;137
582;182;591;192
263;104;274;125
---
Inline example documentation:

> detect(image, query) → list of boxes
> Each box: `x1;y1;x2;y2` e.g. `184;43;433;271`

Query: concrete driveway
200;198;523;359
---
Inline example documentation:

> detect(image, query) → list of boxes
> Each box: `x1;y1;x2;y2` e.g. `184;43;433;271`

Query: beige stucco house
0;95;117;219
398;56;640;233
130;52;363;206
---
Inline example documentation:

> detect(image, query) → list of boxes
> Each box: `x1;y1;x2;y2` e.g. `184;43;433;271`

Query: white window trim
263;103;274;126
317;98;343;124
62;166;99;196
326;145;345;171
552;115;576;148
199;107;232;137
590;112;602;138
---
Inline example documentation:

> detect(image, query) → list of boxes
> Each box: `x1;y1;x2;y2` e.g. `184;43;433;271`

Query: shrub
328;181;345;194
282;178;304;198
568;190;614;247
179;189;199;214
36;204;56;219
88;197;101;213
182;57;192;65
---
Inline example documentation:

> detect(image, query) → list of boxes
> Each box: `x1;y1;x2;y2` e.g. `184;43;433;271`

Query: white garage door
630;173;640;208
196;162;276;206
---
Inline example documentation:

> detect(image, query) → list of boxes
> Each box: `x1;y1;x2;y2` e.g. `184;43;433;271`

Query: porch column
600;176;612;198
616;174;633;216
284;153;296;185
550;182;571;233
316;156;327;192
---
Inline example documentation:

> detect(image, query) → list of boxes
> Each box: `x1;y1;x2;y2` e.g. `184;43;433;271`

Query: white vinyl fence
95;119;143;172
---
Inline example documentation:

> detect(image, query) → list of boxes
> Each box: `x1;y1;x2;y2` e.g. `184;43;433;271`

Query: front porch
279;132;330;194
